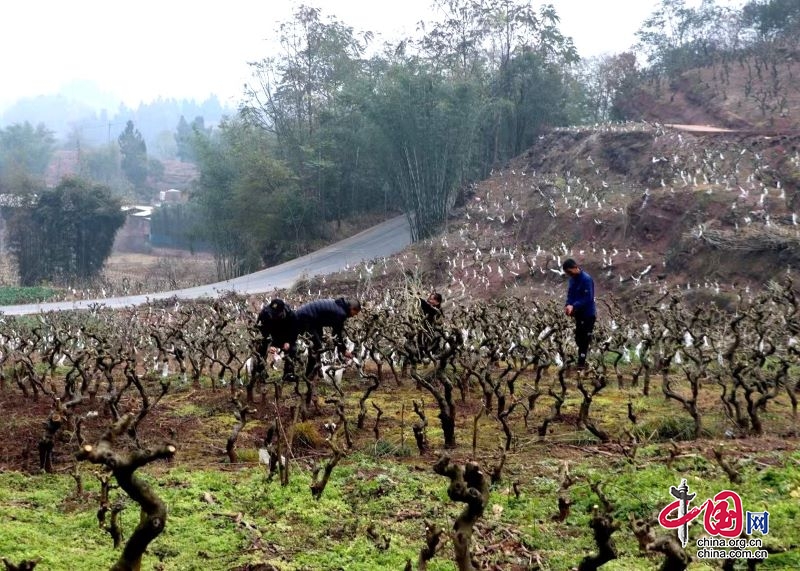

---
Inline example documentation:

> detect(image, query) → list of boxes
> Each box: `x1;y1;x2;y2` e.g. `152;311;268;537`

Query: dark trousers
305;330;324;379
282;348;297;380
255;339;296;380
574;316;596;367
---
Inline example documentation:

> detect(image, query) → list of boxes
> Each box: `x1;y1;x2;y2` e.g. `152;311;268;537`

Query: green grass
0;367;797;570
1;447;798;570
0;286;57;305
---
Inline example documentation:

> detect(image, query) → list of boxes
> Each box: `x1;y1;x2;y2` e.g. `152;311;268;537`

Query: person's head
269;298;288;318
562;258;582;278
346;298;362;317
428;292;443;307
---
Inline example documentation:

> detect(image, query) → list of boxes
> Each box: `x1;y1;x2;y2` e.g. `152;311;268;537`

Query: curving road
0;215;412;316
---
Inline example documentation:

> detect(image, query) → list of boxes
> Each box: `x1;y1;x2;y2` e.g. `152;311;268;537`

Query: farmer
419;292;444;325
402;292;445;373
294;297;361;378
255;298;298;379
418;291;444;354
562;258;596;369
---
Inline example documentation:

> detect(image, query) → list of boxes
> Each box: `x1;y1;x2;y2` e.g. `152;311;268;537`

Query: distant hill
1;87;235;157
619;57;800;131
45;150;198;196
44;150;82;188
156;160;199;192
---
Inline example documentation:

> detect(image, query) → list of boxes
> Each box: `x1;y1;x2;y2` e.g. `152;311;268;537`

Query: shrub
235;448;260;463
371;439;413;458
292;421;325;449
634;414;709;442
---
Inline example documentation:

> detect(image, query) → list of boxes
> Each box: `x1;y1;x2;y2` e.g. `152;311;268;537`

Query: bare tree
76;414;176;571
433;455;490;571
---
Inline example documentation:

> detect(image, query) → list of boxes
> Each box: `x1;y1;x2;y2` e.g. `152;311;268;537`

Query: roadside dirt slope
620;57;800;131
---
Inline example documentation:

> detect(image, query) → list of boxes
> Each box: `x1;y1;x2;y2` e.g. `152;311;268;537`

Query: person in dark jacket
255;298;298;379
294;297;361;378
417;292;444;356
562;259;596;369
419;292;443;325
401;292;445;374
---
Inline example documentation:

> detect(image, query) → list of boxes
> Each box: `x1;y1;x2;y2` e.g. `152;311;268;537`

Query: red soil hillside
44;150;198;193
620;57;800;131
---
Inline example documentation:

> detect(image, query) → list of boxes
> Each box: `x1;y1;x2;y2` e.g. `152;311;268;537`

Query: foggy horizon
3;0;711;114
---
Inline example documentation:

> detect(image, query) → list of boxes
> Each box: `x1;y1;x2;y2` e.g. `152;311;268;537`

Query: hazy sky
1;0;736;111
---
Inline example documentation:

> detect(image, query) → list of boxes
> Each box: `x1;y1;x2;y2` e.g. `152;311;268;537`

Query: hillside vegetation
318;121;799;312
621;48;800;132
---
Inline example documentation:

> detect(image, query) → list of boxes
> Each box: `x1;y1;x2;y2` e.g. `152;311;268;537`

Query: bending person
255;298;298;379
294;297;361;379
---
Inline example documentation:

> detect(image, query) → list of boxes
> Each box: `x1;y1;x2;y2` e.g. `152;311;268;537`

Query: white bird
321;365;345;387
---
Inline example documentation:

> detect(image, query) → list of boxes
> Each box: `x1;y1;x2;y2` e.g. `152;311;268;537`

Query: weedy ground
0;369;798;570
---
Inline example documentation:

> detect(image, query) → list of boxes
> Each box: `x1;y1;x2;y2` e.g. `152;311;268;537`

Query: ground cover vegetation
0;280;797;570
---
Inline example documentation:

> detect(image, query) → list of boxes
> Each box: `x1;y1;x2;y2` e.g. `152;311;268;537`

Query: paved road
0;215;412;316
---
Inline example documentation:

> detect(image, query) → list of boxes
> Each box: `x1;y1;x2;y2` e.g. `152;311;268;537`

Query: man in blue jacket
562;259;596;369
295;297;361;378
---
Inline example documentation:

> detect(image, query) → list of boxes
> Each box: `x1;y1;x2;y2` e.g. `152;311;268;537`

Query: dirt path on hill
665;123;736;132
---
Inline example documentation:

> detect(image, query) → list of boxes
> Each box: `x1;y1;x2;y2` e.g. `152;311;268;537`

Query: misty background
0;82;232;159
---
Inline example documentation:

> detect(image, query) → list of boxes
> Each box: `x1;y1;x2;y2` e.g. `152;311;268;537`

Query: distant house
158;188;184;204
113;205;152;253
